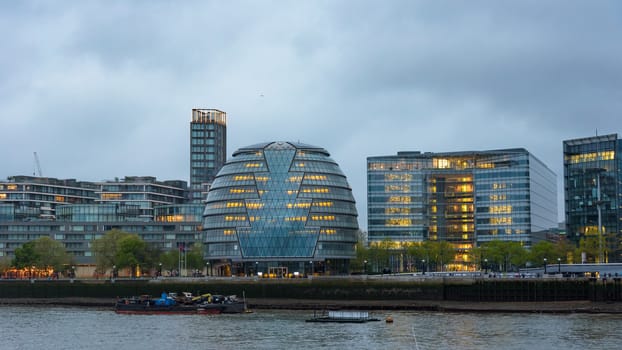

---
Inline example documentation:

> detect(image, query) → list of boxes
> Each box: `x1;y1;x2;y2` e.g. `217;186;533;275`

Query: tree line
2;229;207;278
352;235;606;273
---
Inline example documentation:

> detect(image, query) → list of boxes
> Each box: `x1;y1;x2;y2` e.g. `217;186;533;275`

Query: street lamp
363;260;367;274
72;266;76;279
112;265;116;279
206;262;210;276
309;261;313;276
158;262;162;278
543;258;547;274
421;259;426;275
255;261;258;276
484;258;488;274
557;258;561;274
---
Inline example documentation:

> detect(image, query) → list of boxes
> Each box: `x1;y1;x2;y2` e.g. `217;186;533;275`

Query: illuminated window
101;193;122;200
305;175;327;181
229;188;255;194
246;203;264;209
288;176;303;182
385;207;411;214
285;216;307;222
7;185;17;190
226;202;244;208
286;203;311;209
310;215;335;221
55;196;65;202
320;229;336;235
433;158;450;169
234;175;254;181
0;194;6;199
385;218;412;226
225;215;247;221
489;194;507;201
314;201;333;207
301;188;329;193
490;217;512;225
245;163;262;168
223;229;236;235
388;196;411;203
255;176;269;182
490;205;512;214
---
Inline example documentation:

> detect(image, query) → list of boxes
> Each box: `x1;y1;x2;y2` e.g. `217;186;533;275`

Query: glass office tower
368;149;557;267
564;134;621;263
203;141;359;276
190;109;227;203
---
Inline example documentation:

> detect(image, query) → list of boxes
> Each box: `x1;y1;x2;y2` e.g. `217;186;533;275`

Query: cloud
1;0;621;226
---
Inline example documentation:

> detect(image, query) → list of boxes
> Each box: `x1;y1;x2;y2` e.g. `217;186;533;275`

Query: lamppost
309;261;313;276
255;261;258;276
543;258;547;275
206;262;210;277
158;262;162;278
484;258;488;274
421;259;426;275
72;266;76;279
557;258;561;274
112;265;116;279
363;260;367;274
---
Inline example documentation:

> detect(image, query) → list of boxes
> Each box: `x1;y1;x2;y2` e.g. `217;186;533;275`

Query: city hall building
202;141;359;276
367;149;558;268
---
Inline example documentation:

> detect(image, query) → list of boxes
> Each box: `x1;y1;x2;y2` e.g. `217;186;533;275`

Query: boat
305;310;381;323
114;292;247;315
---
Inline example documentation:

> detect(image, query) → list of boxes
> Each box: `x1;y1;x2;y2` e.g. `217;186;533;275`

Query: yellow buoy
385;316;394;323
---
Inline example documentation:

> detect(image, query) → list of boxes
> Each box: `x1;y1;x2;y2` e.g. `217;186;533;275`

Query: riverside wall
0;276;621;303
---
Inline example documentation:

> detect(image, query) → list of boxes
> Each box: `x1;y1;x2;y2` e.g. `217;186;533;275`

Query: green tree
576;236;601;263
92;229;130;274
13;241;38;269
159;249;179;275
33;236;72;272
115;234;150;277
186;243;206;271
482;240;528;272
529;241;558;267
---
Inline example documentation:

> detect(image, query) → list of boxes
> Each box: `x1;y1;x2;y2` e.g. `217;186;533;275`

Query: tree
115;234;150;277
482;240;528;272
529;241;558;267
13;241;38;269
92;229;130;274
32;236;72;272
576;236;601;263
186;243;205;271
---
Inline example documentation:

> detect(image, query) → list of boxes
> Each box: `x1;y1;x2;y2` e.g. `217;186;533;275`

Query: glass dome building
203;141;359;276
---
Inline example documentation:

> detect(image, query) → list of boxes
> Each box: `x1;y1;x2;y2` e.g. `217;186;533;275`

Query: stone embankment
2;297;622;314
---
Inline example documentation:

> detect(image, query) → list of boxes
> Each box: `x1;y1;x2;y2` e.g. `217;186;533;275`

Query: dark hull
115;303;223;315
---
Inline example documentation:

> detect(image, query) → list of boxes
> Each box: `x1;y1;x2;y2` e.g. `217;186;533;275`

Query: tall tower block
190;109;227;203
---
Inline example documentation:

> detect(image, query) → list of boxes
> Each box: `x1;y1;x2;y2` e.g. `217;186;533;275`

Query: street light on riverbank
543;258;547;274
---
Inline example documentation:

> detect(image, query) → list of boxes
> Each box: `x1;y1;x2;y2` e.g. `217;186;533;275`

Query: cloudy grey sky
2;1;621;227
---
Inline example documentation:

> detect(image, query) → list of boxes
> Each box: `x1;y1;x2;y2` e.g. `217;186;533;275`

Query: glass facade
368;149;557;267
564;134;621;263
0;176;200;264
203;141;359;275
190;109;227;203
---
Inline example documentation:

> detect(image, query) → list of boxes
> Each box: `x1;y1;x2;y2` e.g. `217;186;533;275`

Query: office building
564;134;621;263
367;149;557;268
190;109;227;203
202;141;359;276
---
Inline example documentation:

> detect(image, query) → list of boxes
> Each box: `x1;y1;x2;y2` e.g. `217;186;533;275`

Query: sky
1;1;621;228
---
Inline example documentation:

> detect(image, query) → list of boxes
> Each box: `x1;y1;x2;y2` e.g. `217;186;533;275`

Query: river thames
1;306;620;350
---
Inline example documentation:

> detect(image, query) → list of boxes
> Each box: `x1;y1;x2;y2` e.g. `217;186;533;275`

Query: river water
1;306;620;350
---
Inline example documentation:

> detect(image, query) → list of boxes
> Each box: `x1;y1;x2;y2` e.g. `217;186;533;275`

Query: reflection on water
0;306;621;350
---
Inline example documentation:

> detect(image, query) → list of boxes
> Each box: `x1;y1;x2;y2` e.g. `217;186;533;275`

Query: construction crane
33;152;43;177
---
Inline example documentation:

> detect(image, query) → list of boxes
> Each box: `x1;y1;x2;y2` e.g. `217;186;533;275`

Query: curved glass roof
204;141;358;261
